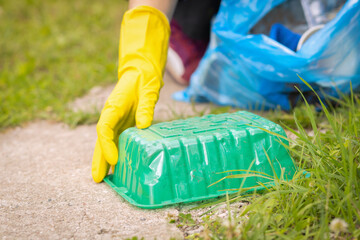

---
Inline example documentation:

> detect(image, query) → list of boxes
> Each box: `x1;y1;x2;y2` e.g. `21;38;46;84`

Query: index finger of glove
136;80;162;129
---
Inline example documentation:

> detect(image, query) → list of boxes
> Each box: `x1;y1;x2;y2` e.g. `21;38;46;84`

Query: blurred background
0;0;127;129
0;0;348;130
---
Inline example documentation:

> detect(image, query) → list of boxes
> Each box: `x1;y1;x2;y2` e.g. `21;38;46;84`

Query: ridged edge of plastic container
104;170;310;209
104;174;272;209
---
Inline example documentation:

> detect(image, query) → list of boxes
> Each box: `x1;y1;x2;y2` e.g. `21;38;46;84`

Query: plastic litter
173;0;360;111
301;0;345;27
104;111;297;209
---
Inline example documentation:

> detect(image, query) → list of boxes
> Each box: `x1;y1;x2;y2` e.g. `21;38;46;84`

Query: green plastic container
104;111;296;209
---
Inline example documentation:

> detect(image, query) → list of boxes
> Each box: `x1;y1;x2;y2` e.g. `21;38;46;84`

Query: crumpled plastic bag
173;0;360;110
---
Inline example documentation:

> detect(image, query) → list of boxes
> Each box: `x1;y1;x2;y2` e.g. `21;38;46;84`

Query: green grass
0;0;127;129
173;88;360;239
0;0;318;131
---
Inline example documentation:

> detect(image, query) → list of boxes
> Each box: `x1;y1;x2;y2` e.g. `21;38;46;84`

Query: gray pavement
0;73;208;239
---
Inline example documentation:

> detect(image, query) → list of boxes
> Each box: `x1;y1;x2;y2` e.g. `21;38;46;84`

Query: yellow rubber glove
92;6;170;183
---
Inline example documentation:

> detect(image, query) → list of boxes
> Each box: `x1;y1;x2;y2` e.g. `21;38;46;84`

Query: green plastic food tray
104;111;296;209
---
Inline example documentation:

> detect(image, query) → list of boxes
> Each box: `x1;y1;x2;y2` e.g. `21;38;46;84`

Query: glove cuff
118;6;171;81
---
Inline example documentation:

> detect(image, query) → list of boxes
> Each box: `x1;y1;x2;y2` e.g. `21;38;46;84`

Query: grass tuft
177;85;360;239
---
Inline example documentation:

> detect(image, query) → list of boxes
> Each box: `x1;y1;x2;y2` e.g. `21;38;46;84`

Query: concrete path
71;72;210;121
0;122;183;239
0;74;212;239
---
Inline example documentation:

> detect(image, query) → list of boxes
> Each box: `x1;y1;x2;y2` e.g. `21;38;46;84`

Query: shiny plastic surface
173;0;360;110
104;111;296;208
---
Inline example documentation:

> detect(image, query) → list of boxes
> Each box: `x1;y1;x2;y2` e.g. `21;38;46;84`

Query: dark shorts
173;0;221;41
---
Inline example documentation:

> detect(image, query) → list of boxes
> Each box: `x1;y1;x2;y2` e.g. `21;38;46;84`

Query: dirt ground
0;74;213;240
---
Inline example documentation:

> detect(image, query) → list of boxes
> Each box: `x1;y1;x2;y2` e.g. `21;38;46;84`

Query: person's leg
166;0;221;85
172;0;221;42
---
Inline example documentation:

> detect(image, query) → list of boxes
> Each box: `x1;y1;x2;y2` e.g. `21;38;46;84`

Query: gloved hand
92;6;170;183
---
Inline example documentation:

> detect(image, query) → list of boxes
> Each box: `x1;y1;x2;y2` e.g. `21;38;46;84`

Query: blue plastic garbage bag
173;0;360;110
